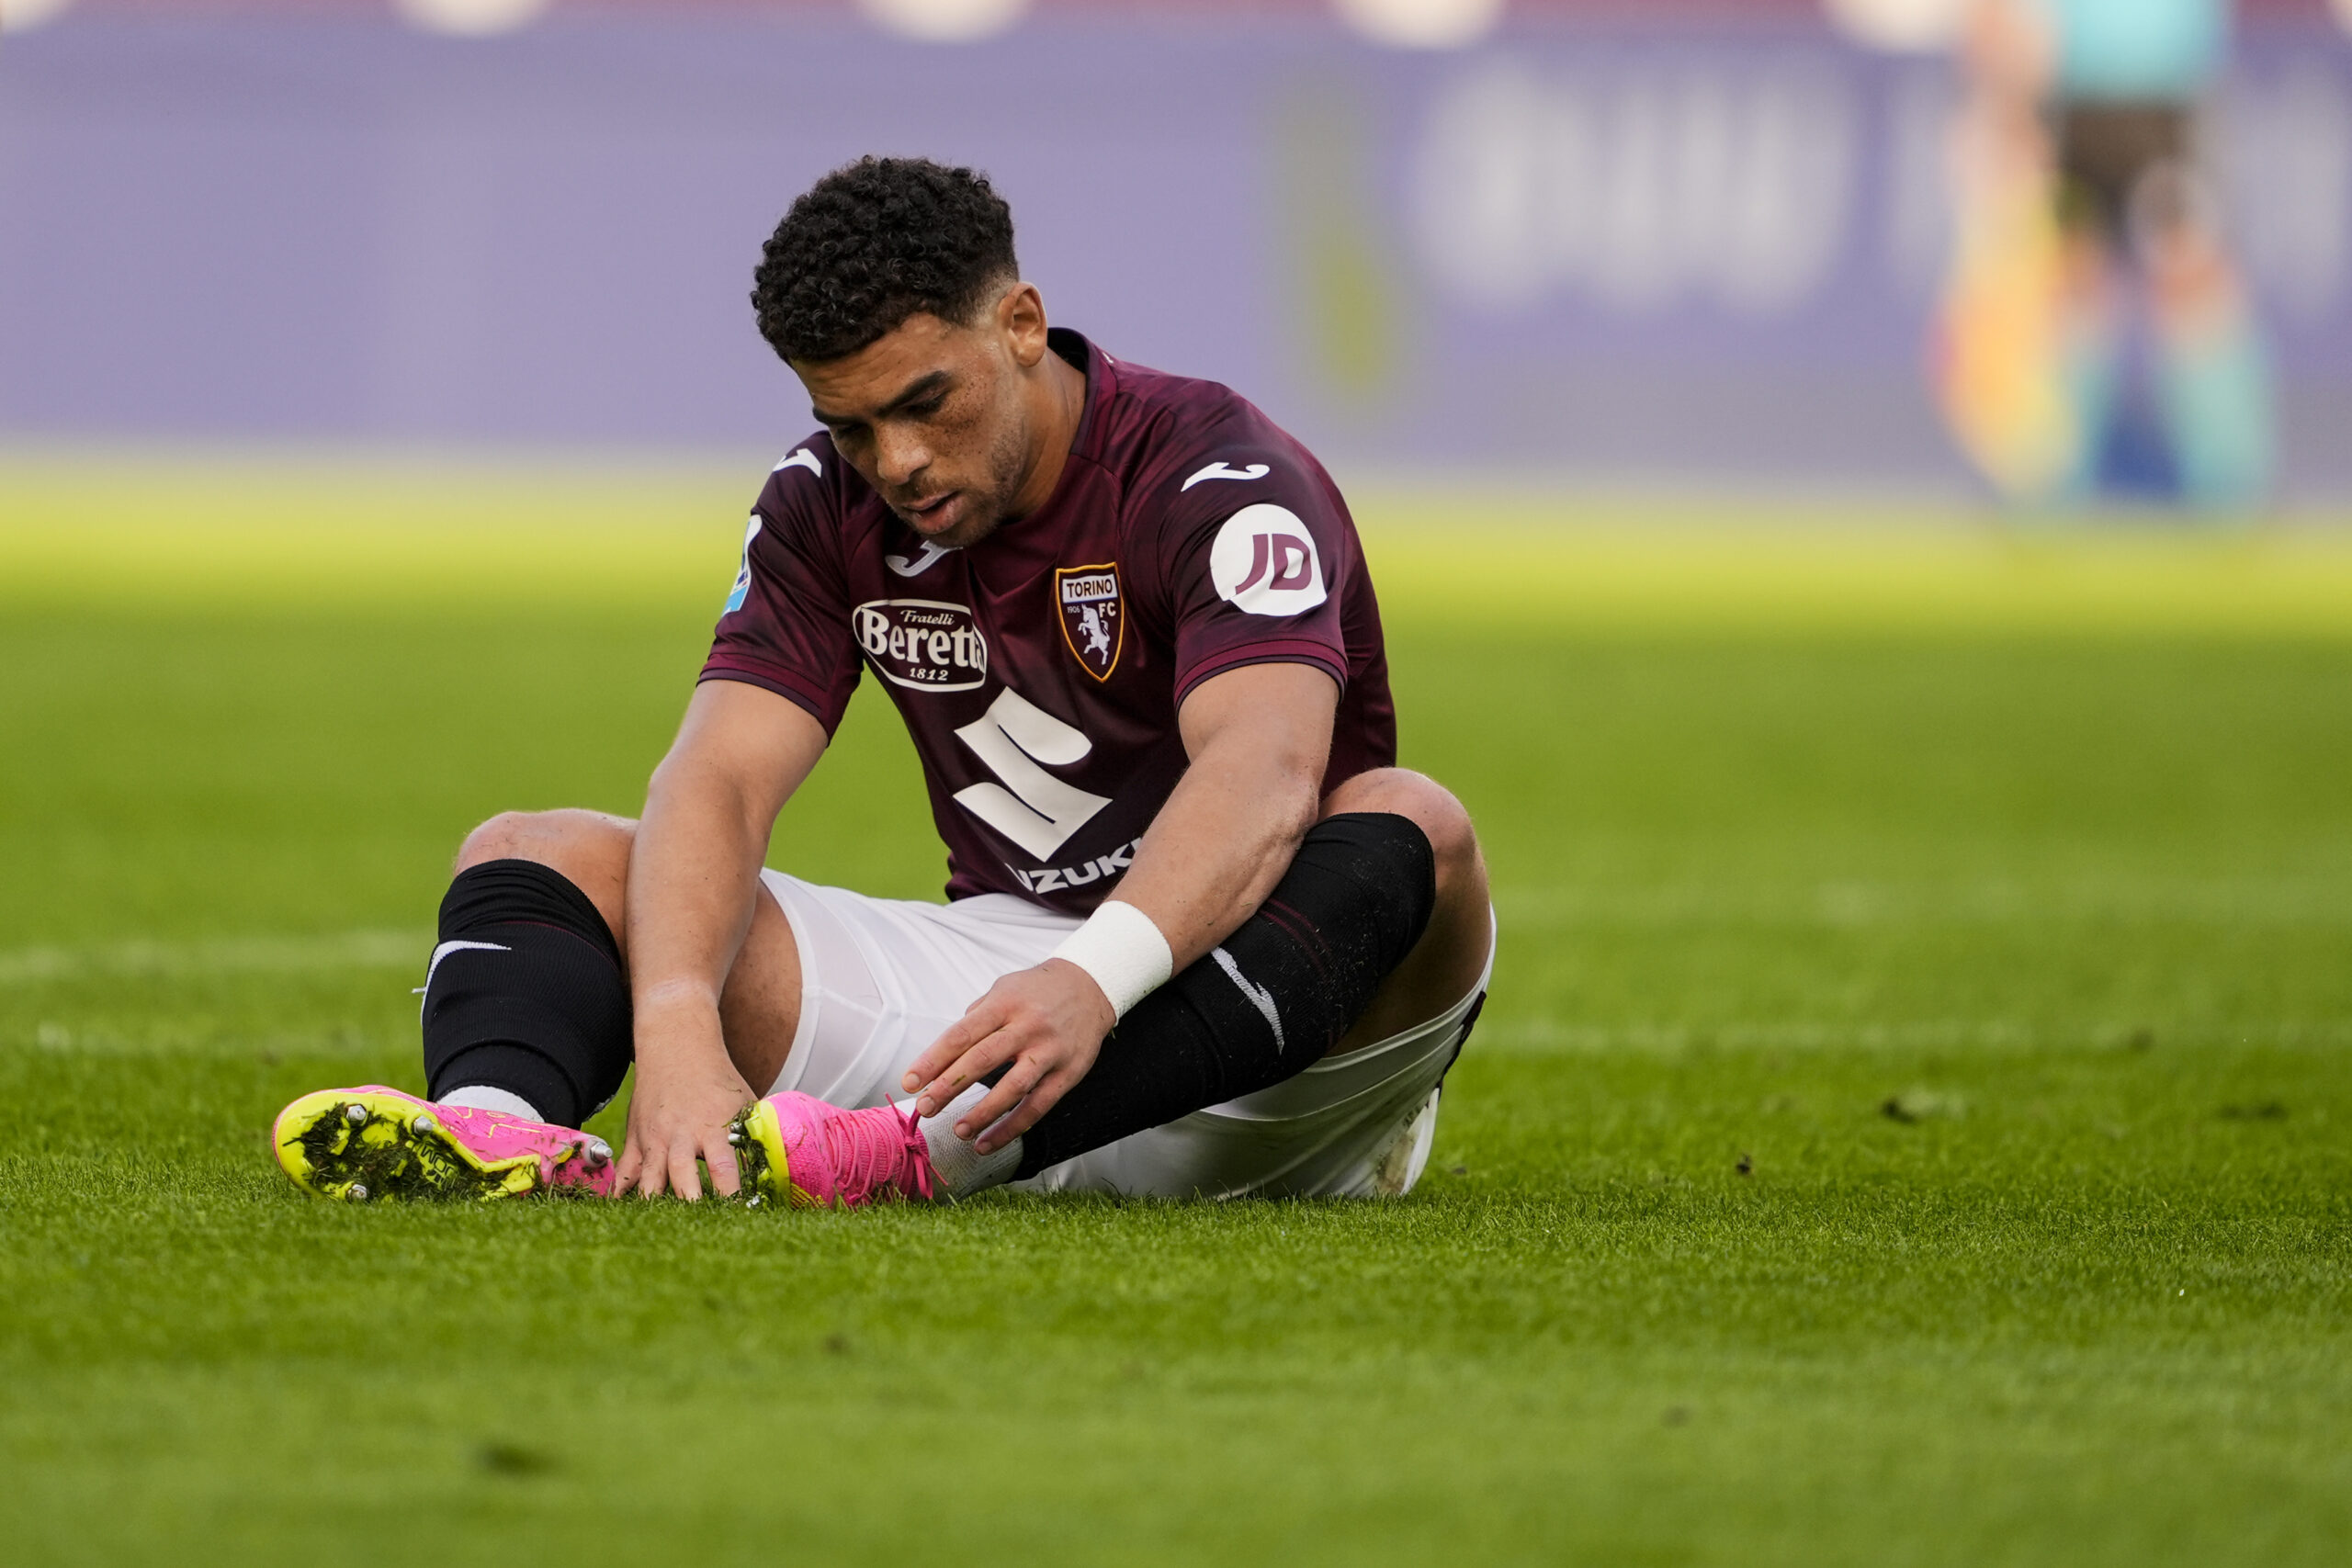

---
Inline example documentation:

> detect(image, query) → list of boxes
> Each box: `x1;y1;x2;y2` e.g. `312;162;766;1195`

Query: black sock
1012;812;1438;1179
421;859;632;1130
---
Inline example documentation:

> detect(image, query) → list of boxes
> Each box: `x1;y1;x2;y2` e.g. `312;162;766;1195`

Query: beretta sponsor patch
853;599;988;692
1054;563;1125;682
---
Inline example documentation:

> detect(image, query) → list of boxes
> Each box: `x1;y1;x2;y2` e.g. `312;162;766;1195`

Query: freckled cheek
930;406;998;482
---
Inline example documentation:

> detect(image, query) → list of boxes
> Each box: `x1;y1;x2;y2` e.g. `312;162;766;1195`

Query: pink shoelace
814;1100;937;1204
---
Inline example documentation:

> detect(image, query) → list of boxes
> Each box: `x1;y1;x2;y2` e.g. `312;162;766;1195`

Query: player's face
795;288;1056;550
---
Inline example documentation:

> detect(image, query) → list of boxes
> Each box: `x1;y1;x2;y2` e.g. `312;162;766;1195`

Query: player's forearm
626;756;772;1046
1113;729;1323;972
623;682;825;1063
1103;662;1339;972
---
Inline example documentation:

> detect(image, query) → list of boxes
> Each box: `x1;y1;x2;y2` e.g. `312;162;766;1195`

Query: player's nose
874;428;929;489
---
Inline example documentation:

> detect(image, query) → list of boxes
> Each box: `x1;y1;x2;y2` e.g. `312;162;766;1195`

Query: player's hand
901;959;1116;1154
616;998;754;1201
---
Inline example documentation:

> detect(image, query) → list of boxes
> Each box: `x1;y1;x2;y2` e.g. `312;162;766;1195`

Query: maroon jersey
701;329;1396;914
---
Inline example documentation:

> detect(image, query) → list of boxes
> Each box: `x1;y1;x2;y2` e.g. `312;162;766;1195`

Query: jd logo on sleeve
1210;504;1326;616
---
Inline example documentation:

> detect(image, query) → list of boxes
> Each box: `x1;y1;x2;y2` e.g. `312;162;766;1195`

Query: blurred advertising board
2;5;2346;495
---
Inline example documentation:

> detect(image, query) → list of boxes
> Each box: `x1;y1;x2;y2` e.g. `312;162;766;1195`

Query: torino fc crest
1054;563;1125;682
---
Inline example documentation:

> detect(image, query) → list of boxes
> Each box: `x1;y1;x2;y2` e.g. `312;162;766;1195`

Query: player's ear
997;281;1049;368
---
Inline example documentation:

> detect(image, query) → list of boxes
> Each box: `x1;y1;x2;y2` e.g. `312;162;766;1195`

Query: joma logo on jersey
854;600;988;692
1054;563;1125;682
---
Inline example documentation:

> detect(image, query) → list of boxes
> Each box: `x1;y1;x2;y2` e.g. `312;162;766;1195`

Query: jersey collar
1047;326;1115;468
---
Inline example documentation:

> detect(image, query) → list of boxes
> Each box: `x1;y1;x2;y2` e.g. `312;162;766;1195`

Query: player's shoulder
1082;339;1333;515
759;431;848;512
753;431;889;543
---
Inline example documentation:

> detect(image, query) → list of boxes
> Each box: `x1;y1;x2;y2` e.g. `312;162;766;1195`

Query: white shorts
757;869;1490;1200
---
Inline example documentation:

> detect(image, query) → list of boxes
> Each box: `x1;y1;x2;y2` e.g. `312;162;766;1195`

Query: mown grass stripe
0;931;428;986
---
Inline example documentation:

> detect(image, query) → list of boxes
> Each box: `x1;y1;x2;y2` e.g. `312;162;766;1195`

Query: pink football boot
728;1091;937;1209
272;1085;616;1203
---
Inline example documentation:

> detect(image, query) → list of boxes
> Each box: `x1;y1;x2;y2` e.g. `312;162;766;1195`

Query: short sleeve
698;451;862;733
1149;444;1353;705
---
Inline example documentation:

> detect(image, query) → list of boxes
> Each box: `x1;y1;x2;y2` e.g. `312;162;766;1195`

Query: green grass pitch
3;460;2348;1564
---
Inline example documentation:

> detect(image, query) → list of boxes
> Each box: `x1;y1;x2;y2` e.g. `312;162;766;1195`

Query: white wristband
1049;899;1173;1020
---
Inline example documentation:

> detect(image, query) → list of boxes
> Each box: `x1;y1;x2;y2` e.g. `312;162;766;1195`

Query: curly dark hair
752;157;1019;364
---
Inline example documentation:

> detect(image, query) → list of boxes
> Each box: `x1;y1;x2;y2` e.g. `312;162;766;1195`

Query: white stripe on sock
424;939;510;992
1212;945;1286;1055
415;940;514;1013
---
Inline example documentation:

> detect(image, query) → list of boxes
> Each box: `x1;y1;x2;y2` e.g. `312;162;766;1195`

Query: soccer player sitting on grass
272;157;1494;1208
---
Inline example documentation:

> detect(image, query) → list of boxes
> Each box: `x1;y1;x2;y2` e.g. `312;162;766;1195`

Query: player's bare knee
1325;769;1479;892
454;809;552;872
455;808;637;886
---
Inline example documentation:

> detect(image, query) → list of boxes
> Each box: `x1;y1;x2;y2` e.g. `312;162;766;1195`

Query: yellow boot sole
272;1089;542;1203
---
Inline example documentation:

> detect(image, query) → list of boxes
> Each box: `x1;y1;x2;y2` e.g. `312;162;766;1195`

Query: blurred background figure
1934;0;2277;510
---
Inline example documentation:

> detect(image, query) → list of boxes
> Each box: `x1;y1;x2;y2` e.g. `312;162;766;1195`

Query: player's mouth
900;491;962;533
